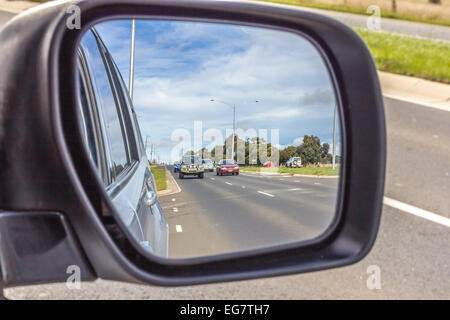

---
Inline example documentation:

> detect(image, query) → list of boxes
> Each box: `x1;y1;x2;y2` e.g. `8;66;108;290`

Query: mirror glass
76;19;341;259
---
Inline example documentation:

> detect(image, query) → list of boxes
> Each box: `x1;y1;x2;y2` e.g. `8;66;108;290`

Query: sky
94;19;341;164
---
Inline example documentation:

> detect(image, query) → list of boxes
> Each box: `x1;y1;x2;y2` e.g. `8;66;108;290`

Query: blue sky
94;19;340;163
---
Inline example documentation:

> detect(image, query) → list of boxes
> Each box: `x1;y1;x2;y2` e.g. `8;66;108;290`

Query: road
1;9;449;299
283;4;450;42
161;169;338;258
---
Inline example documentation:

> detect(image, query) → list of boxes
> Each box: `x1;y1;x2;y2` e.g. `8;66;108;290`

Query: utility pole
332;104;337;170
210;99;258;161
232;104;236;161
128;19;136;101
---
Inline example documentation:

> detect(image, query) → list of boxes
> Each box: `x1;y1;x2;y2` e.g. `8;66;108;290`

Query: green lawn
240;166;339;176
150;166;167;191
356;28;450;84
257;0;450;27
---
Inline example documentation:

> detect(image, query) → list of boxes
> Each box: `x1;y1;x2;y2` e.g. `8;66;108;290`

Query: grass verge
150;165;167;191
355;28;450;84
257;0;450;27
240;166;339;176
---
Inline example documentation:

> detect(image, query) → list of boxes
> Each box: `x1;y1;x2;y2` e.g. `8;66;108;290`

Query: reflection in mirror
76;19;341;259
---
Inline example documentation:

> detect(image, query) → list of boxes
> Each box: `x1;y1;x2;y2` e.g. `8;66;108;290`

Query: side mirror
0;0;385;288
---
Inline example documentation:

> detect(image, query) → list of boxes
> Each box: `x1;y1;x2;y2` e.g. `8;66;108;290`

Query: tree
298;135;321;165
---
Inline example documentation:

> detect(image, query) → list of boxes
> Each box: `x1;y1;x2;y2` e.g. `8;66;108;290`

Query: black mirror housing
0;0;385;287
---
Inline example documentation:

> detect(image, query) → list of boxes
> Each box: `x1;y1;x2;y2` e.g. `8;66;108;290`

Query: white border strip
383;94;450;113
384;197;450;227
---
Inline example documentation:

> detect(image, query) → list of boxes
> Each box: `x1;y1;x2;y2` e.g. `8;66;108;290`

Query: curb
0;0;38;14
157;169;181;197
378;71;450;112
240;171;339;179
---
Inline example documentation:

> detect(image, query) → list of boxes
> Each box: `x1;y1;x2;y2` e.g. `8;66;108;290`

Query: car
263;161;276;168
202;158;214;172
77;28;168;257
286;157;302;168
179;155;205;179
216;159;239;176
173;162;181;173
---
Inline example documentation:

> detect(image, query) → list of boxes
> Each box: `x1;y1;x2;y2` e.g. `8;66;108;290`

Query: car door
77;28;168;257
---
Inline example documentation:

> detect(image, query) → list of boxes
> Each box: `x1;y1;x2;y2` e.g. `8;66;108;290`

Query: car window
77;70;99;169
105;49;144;158
80;30;130;180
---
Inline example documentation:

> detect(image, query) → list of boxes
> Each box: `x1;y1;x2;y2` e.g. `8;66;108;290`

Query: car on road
173;162;181;173
179;155;205;179
202;158;214;172
216;159;239;176
286;157;302;168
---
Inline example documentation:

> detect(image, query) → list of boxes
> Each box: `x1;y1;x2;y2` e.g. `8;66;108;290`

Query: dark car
216;159;239;176
173;162;181;173
77;28;168;257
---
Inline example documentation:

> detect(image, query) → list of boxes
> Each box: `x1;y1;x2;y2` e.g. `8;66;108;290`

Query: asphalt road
286;5;450;41
161;169;338;258
1;9;449;299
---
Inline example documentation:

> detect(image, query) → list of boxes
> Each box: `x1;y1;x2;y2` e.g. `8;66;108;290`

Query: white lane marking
173;207;178;212
295;180;300;182
210;177;215;180
383;94;450;113
314;182;321;185
171;198;176;202
225;182;233;185
258;191;275;197
176;225;183;232
289;188;301;191
384;197;450;227
242;186;246;189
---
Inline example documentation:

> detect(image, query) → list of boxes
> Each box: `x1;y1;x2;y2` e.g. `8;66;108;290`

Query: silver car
202;158;214;172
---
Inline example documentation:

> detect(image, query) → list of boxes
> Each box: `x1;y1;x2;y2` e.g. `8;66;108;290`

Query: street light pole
128;19;136;101
232;104;236;161
210;99;258;161
332;104;337;170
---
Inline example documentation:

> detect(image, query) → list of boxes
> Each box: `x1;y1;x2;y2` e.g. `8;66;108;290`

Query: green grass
278;167;339;176
239;166;263;172
239;166;339;176
355;28;450;84
257;0;450;27
150;166;167;191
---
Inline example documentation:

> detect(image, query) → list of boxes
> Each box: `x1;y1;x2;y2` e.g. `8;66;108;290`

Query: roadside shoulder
157;168;181;197
379;71;450;112
0;0;38;14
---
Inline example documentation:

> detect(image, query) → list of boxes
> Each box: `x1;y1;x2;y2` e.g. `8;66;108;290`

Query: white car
202;158;214;172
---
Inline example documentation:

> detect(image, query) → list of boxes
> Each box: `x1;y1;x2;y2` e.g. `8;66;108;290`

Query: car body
179;155;205;179
216;159;239;175
202;158;214;172
263;161;276;168
77;28;168;257
173;162;181;173
286;157;302;168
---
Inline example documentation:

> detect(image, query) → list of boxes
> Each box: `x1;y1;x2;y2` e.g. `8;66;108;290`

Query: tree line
183;134;338;166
